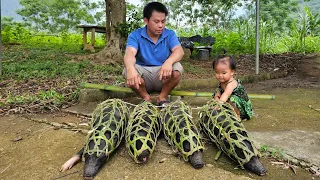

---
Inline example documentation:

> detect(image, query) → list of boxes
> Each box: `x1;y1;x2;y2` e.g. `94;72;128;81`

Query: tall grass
174;6;319;56
210;16;319;56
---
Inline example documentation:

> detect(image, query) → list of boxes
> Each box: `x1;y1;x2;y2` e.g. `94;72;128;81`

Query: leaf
271;161;285;165
12;136;23;142
290;165;297;175
159;158;167;163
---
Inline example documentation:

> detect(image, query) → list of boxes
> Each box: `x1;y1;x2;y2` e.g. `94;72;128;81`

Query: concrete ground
63;87;320;176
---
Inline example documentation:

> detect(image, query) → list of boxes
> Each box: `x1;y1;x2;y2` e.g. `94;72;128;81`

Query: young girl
212;55;253;120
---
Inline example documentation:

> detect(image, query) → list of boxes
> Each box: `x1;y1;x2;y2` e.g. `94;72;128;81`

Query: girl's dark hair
143;2;168;20
212;49;236;70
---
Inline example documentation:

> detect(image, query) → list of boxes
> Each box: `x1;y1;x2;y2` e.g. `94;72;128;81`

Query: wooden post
83;27;94;52
255;0;260;74
91;27;95;48
83;28;88;49
0;1;2;76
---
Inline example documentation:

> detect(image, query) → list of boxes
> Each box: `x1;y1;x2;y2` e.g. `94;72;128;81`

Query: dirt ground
181;52;307;80
0;53;320;179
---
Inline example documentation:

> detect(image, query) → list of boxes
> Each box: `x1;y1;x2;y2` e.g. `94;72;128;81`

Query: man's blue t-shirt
126;26;181;66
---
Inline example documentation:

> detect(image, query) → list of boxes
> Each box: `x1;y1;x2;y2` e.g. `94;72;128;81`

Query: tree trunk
105;0;111;42
92;0;126;64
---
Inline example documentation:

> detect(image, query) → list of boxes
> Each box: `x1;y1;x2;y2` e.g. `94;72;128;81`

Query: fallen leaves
271;160;297;175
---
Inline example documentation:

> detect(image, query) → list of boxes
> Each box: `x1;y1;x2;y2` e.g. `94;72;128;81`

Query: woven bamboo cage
126;101;161;163
84;99;129;158
160;100;204;161
199;99;260;167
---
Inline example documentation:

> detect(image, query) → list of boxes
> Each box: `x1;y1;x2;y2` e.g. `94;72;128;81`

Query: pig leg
60;147;84;172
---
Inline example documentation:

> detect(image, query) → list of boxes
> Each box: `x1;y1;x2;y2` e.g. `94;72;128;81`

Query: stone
197;49;210;60
78;89;134;103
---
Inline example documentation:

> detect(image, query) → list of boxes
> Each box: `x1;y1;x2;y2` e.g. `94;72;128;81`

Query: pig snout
137;149;150;163
189;151;204;169
243;156;267;176
83;154;107;179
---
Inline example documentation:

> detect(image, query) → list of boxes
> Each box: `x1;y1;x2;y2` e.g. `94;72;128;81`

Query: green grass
259;144;284;159
2;44;125;81
5;90;64;106
1;44;123;111
2;46;92;80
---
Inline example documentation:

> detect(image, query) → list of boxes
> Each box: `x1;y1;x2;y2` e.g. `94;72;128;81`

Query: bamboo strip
81;83;275;100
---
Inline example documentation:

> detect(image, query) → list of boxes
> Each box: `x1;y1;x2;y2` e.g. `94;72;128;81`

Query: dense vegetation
2;0;320;54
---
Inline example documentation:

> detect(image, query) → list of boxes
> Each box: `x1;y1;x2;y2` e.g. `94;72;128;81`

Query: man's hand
126;68;141;89
159;61;173;80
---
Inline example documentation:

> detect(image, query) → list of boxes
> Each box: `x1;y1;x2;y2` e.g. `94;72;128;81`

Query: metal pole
255;0;260;74
0;0;2;76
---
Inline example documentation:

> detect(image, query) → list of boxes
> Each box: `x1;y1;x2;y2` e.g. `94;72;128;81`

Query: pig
159;100;205;169
126;101;161;163
60;99;129;179
199;99;267;176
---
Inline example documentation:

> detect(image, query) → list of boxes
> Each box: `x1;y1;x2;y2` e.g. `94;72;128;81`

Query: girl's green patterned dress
215;79;253;120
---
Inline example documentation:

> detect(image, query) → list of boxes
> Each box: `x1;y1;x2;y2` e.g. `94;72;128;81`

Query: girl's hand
219;80;238;102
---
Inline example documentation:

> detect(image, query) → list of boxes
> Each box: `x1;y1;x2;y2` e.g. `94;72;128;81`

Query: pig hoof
189;151;204;169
